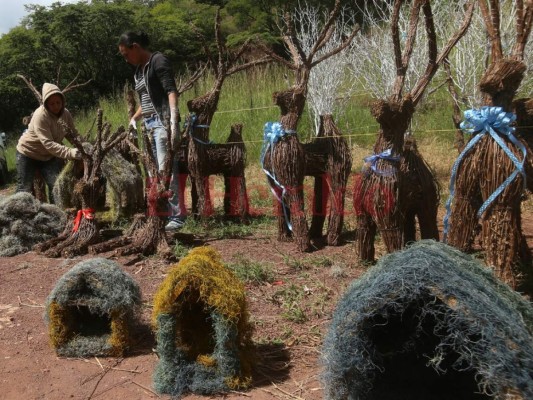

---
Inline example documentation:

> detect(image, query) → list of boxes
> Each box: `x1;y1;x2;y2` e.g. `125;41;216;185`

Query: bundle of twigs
186;119;249;218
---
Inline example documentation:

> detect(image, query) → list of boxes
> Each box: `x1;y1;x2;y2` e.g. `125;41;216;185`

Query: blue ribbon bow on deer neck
443;106;527;241
363;148;401;176
260;122;297;232
260;122;297;165
184;113;212;145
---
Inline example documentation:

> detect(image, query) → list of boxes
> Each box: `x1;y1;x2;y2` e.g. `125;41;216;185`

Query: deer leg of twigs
287;188;311;252
309;175;327;240
355;213;377;262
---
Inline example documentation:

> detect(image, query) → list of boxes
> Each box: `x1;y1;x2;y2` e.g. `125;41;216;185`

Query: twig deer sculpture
260;0;358;252
353;0;474;261
445;0;533;293
182;9;269;220
35;109;127;257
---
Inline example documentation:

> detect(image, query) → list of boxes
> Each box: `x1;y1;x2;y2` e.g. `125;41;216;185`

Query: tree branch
62;72;92;95
17;74;42;104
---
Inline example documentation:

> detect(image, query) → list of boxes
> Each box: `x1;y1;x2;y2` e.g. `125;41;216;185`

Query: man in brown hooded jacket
16;82;81;202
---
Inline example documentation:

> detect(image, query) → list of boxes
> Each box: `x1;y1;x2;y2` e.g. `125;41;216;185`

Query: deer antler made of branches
389;0;475;106
196;8;271;91
259;0;359;89
61;110;126;181
62;72;93;95
177;63;207;96
479;0;532;61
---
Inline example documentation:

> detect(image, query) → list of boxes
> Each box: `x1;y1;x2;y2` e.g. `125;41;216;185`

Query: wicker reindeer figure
184;9;269;219
304;114;352;246
35;110;127;258
260;0;358;252
353;0;474;261
88;122;176;259
445;0;533;293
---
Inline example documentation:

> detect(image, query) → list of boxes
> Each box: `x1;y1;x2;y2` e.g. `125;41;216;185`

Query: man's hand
129;117;137;129
73;149;82;160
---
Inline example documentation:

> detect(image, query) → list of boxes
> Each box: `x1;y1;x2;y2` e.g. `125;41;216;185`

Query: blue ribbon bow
363;148;401;176
184;113;212;145
443;106;527;241
260;122;297;232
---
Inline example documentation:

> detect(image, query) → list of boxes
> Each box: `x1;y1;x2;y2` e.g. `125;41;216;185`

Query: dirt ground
1;194;532;400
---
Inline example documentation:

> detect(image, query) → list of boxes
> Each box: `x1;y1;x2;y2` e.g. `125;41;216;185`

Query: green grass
271;283;308;323
3;64;461;175
180;213;275;239
226;252;275;285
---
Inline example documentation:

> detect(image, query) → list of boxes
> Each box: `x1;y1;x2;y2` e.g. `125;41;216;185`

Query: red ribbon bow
72;208;95;232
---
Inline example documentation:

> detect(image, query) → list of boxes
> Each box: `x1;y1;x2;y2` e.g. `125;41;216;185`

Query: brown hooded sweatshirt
16;83;78;161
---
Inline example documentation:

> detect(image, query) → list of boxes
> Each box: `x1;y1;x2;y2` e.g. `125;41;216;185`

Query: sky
0;0;79;35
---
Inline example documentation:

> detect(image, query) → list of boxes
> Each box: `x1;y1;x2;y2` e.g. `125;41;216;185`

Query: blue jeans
16;151;62;203
143;115;184;220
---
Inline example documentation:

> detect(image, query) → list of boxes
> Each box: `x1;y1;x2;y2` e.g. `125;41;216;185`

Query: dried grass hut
322;240;533;400
0;192;66;256
45;258;141;357
152;246;253;397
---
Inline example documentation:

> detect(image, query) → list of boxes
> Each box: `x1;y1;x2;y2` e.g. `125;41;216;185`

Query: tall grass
4;64;460;187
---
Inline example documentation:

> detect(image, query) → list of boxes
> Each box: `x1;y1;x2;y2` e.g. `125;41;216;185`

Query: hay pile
152;246;253;397
322;240;533;400
0;192;66;256
45;258;141;357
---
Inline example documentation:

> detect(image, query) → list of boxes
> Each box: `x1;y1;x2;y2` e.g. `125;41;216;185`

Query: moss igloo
45;258;141;357
152;246;253;397
322;240;533;400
